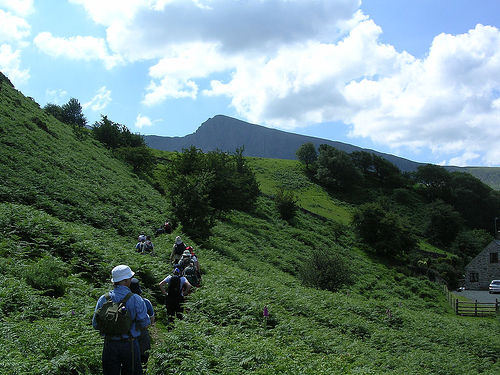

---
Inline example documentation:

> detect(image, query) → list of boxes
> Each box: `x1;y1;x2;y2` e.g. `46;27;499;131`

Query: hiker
130;278;154;372
159;267;192;324
186;246;201;283
163;220;172;234
135;237;145;253
142;236;155;255
170;236;186;264
178;250;192;271
155;220;172;236
183;261;200;287
186;246;200;275
92;265;151;375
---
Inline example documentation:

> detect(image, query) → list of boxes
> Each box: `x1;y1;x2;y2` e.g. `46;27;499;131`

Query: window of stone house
490;252;499;263
469;272;479;282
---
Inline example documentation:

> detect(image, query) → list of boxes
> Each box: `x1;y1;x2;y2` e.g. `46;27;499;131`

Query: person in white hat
92;265;151;375
170;236;186;264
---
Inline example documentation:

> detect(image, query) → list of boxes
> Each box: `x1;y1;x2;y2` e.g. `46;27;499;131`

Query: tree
453;229;492;259
315;144;363;191
165;147;260;239
296;143;317;169
92;115;122;149
449;172;500;232
352;202;416;257
424;200;463;247
61;98;87;127
414;164;451;201
43;103;64;122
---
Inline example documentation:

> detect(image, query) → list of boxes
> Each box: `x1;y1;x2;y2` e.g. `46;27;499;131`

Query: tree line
297;142;500;287
43;98;155;174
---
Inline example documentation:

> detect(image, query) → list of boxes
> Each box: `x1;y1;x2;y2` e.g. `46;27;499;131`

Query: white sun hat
111;265;135;283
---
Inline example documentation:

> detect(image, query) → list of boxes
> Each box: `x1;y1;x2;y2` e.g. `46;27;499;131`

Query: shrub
24;255;69;297
352;202;417;257
274;188;298;222
299;248;353;292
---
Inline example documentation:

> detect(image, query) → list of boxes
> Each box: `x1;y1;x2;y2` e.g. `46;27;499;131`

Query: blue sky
1;0;499;166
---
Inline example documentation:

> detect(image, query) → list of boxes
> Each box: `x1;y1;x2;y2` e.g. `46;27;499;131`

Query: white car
488;280;500;294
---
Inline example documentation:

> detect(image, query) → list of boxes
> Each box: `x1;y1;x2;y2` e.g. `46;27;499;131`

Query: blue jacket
92;285;151;339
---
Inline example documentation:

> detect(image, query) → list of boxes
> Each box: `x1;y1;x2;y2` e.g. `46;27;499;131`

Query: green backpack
95;292;133;336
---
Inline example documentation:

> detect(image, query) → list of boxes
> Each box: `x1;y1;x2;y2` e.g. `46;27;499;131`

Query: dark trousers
137;330;151;369
102;338;142;375
166;295;184;324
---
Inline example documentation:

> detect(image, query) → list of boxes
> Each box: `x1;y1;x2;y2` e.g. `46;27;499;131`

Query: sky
1;0;500;167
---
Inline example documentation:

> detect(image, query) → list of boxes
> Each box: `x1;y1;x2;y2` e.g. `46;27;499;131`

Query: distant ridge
145;115;422;172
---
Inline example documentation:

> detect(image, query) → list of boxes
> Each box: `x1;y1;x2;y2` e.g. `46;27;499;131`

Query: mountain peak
144;114;422;172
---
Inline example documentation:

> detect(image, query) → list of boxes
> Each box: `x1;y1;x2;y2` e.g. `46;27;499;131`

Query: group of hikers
92;233;201;375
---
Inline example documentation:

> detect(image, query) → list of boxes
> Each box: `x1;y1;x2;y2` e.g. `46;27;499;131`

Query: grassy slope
1;77;499;374
464;167;500;191
0;82;169;235
247;157;352;224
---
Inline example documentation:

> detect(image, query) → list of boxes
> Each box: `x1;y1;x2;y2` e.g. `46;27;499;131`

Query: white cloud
72;0;360;61
143;42;235;105
0;9;31;44
45;88;68;105
83;86;112;111
33;32;123;70
69;0;143;25
69;0;500;166
135;113;153;129
342;24;500;166
0;0;34;16
0;43;29;85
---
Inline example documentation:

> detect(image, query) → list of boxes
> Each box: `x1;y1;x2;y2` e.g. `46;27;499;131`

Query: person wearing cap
130;278;154;372
170;236;186;264
178;249;192;271
92;265;151;375
159;267;192;324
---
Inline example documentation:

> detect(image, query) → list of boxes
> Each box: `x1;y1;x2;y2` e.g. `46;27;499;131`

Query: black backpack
167;275;181;297
174;243;185;255
95;292;133;336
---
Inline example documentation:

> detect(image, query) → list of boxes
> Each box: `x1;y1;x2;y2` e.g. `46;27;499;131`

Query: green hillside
1;74;500;374
465;167;500;191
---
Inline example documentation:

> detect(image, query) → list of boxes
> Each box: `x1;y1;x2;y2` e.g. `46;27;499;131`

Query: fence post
455;299;459;315
496;299;499;315
475;300;478;317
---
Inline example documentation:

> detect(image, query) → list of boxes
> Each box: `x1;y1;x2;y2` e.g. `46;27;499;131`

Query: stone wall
464;240;500;290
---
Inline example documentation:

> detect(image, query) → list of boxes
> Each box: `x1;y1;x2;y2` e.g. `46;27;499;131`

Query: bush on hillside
274;188;298;222
24;255;69;297
165;146;260;239
352;202;417;257
299;248;352;292
114;146;155;174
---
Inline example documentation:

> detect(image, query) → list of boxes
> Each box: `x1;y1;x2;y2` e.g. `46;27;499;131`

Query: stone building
464;239;500;290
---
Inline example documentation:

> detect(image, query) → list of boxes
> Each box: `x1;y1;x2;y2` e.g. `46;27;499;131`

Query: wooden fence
443;285;499;317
